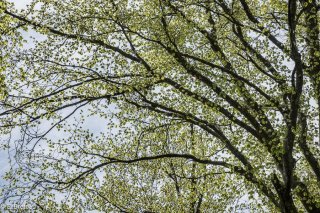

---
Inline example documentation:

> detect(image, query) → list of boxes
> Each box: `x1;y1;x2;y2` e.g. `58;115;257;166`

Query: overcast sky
8;0;31;9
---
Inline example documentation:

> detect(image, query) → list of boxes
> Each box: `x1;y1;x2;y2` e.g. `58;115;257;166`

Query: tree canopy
1;0;320;212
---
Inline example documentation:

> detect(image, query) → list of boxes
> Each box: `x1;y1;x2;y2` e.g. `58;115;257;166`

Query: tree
0;0;23;100
0;0;320;212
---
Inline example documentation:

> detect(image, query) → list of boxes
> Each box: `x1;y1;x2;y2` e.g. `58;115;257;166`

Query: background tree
1;0;320;212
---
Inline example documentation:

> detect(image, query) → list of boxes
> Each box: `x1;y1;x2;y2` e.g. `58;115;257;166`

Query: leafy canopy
1;0;320;212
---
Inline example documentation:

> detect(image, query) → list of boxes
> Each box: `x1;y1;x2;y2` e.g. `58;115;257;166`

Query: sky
8;0;31;9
